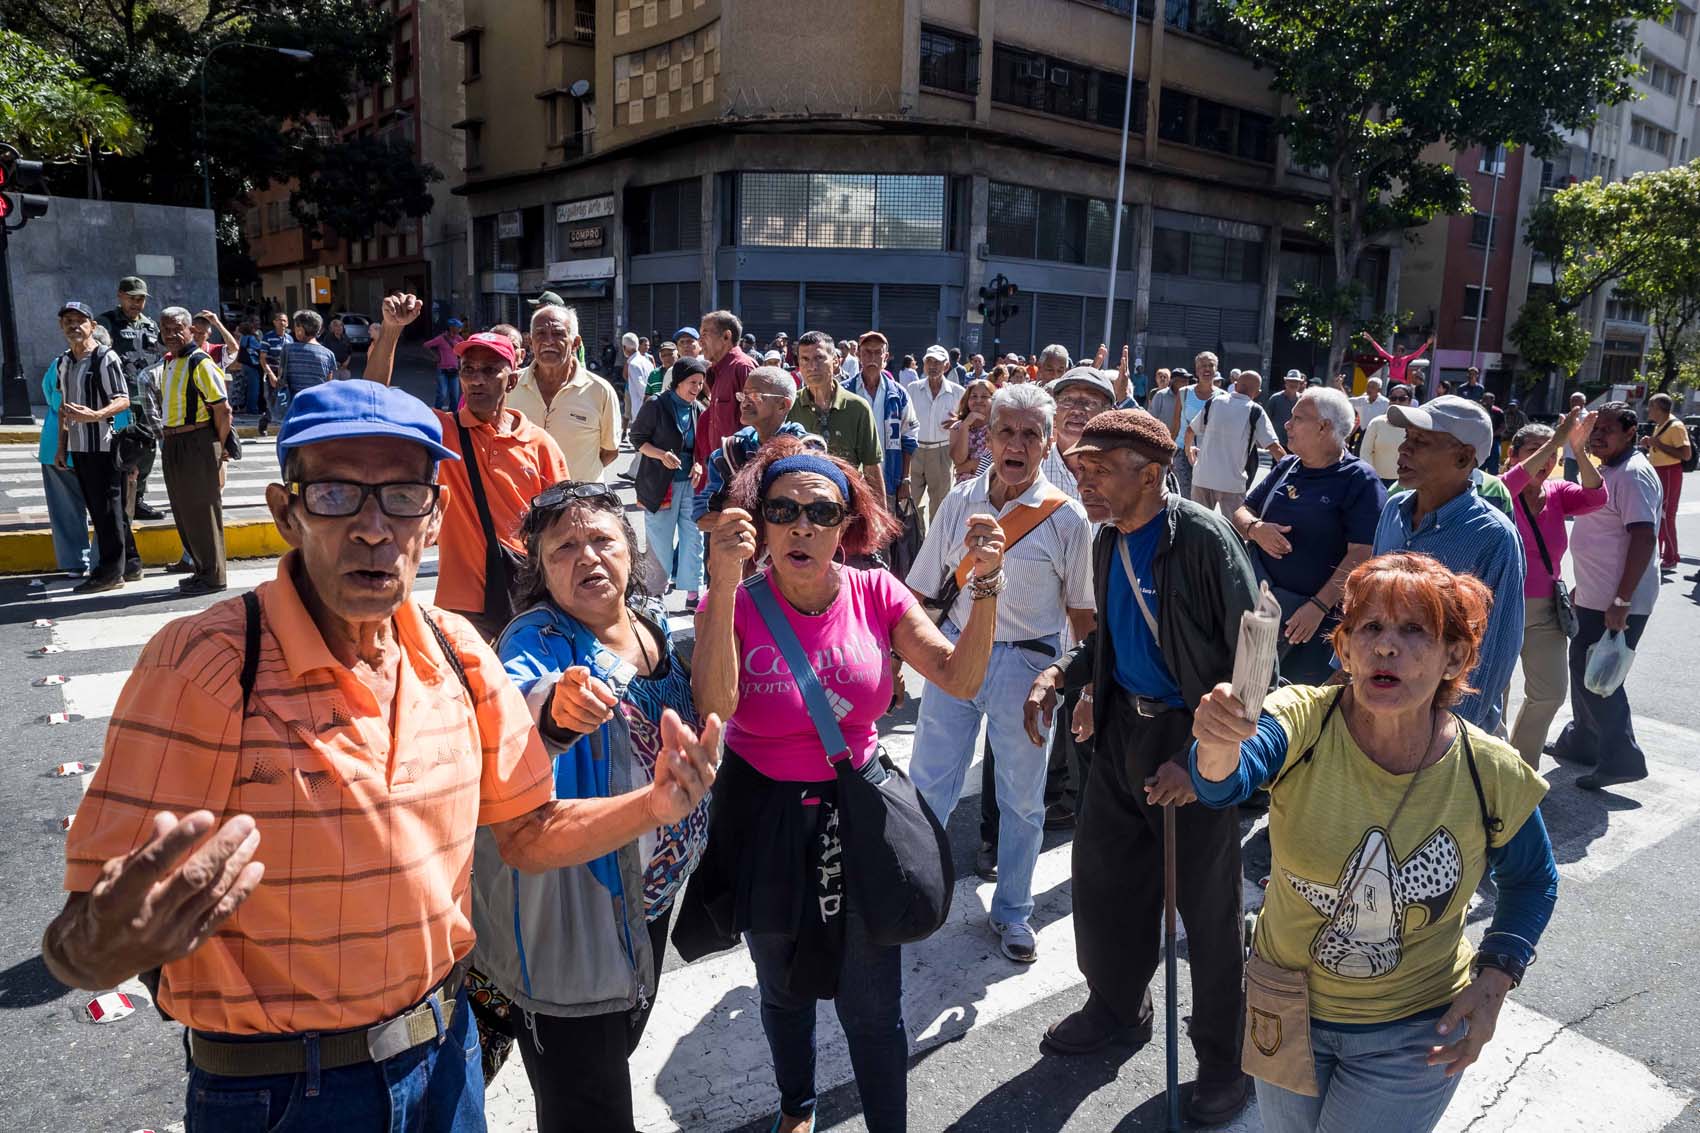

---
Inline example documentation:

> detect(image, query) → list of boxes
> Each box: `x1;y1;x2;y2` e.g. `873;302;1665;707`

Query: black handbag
744;573;954;946
457;418;526;627
1517;493;1578;638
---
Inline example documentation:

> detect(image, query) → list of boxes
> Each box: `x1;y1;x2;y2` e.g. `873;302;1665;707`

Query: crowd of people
39;284;1693;1133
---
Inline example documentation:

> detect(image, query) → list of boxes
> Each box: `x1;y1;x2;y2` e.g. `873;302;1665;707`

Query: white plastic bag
1583;628;1635;697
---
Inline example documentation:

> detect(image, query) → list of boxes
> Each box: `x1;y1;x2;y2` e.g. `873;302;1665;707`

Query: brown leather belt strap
188;962;467;1078
163;421;212;437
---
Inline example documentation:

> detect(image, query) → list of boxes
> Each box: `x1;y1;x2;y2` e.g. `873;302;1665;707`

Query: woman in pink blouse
1501;407;1605;767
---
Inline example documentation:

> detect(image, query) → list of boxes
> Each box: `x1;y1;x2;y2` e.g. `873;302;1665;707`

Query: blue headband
760;453;851;501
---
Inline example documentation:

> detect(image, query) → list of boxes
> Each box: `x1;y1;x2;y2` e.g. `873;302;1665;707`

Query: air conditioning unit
1049;67;1072;86
1018;59;1047;81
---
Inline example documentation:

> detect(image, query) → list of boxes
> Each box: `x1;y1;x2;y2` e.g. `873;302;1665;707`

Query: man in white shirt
907;344;965;528
1361;382;1411;485
1350;375;1390;432
1185;367;1285;514
620;332;653;428
908;383;1096;964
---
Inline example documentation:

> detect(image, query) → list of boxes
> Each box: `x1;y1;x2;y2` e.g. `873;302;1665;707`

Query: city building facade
454;0;1389;378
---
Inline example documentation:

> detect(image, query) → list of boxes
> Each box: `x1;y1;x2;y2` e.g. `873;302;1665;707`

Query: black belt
188;958;470;1077
1008;637;1061;657
1110;684;1187;718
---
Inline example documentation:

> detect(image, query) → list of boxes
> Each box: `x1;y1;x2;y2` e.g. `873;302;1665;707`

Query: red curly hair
726;437;901;558
1329;552;1493;707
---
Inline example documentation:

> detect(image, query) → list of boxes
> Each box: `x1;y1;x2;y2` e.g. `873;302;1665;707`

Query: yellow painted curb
0;518;289;575
0;424;267;445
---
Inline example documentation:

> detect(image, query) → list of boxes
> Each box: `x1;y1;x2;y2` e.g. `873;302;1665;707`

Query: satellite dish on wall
569;79;591;98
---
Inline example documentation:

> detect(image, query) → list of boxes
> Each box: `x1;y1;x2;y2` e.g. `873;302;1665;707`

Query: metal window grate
740;175;811;247
810;174;877;248
877;176;946;250
804;283;875;343
739;174;945;250
987;182;1039;259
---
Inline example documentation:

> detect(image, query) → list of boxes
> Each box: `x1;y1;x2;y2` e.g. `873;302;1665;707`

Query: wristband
1471;950;1526;989
1308;596;1332;615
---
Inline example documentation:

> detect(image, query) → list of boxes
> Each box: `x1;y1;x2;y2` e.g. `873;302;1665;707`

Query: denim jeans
436;368;462;412
910;627;1057;924
1254;1014;1468;1133
746;910;908;1132
644;483;703;592
41;463;91;572
247;371;271;425
184;989;486;1132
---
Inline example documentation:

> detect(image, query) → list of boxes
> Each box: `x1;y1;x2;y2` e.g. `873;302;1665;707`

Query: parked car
336;312;373;350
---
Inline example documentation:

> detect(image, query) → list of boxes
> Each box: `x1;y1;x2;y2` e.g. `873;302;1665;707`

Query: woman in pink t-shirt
1500;408;1606;767
684;444;1005;1133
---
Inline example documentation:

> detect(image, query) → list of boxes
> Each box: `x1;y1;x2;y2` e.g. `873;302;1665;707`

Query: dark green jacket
1059;495;1257;750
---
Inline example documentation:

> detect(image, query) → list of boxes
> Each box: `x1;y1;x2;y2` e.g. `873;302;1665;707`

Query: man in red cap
365;295;569;640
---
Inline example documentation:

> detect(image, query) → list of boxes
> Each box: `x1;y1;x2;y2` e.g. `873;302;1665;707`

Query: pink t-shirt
724;566;915;782
1501;464;1607;599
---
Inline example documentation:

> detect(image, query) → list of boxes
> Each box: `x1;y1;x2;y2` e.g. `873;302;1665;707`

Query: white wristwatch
1611;597;1632;608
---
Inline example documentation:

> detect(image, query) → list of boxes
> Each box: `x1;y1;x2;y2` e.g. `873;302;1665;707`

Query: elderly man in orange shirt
365;294;569;641
43;378;721;1132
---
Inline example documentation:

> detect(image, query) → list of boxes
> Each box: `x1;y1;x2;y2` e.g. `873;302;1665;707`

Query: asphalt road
0;455;1696;1132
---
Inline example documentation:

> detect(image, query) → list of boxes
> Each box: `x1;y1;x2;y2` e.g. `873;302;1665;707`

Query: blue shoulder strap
744;573;851;763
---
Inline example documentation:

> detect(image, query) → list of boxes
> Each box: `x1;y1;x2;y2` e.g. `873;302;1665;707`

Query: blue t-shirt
1244;455;1387;598
1106;512;1183;705
239;333;265;369
260;329;290;368
281;340;337;396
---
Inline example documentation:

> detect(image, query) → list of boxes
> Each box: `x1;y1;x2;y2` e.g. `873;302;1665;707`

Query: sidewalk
0;358;445;573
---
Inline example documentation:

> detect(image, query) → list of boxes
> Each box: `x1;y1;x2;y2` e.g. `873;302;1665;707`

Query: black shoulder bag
456;418;527;628
104;348;159;473
1516;493;1578;638
745;572;954;946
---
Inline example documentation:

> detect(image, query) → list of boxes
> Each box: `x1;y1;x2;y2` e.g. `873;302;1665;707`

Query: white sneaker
989;914;1038;963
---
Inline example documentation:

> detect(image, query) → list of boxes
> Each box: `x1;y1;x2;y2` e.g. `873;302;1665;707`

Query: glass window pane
988;182;1039;258
1036;192;1066;262
809;173;876;248
876;175;945;250
1152;228;1189;275
1190;233;1227;279
739;173;810;247
1085;199;1114;267
1237;112;1272;163
1159;88;1191;143
1195;100;1233;153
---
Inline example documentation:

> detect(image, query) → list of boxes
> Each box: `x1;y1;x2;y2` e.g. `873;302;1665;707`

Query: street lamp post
1101;6;1140;346
197;43;314;212
1469;143;1504;372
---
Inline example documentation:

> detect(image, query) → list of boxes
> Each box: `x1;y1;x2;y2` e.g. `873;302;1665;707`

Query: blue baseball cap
674;325;700;340
276;380;461;474
446;317;465;327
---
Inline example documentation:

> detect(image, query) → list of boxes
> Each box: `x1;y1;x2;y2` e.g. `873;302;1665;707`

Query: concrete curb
0;423;268;445
0;517;289;574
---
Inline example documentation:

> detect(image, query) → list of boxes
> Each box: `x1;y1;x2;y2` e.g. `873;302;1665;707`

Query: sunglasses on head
760;498;847;527
532;481;620;510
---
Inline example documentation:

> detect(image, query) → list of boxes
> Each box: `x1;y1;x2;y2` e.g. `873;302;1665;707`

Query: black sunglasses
532;481;620;510
761;498;847;528
287;480;440;518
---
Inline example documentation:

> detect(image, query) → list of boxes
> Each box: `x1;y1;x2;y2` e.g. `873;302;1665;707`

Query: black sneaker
975;841;998;881
165;558;196;574
123;568;143;582
134;502;164;520
1041;1001;1152;1056
1576;769;1648;791
177;579;228;597
73;575;123;594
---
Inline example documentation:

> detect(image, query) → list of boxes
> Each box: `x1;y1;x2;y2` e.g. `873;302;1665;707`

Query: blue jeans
436;368;461;412
247;371;271;423
1255;1014;1468;1133
746;910;908;1132
910;628;1057;924
644;482;703;592
183;989;486;1132
41;463;91;572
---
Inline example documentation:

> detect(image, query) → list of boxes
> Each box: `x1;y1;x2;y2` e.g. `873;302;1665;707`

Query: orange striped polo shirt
63;554;554;1035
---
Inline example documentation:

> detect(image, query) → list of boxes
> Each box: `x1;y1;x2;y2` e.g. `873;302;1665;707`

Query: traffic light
979;275;1021;328
0;147;51;228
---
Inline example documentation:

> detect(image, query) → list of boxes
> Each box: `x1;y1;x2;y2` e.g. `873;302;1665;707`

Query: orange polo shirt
64;554;554;1035
434;404;570;615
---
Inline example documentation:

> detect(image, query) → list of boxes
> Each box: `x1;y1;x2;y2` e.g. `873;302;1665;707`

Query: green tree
1233;0;1664;377
290;135;442;245
1510;162;1700;385
1;1;436;242
0;28;141;197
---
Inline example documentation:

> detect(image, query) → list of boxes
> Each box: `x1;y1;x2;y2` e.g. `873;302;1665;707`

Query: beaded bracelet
969;569;1007;599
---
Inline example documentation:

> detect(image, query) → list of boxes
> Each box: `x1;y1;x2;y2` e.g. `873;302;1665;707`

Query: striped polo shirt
1372;487;1526;733
64;554;555;1035
61;347;129;454
160;351;228;428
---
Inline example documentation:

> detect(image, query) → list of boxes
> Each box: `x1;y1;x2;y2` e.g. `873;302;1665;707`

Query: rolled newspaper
1230;582;1284;720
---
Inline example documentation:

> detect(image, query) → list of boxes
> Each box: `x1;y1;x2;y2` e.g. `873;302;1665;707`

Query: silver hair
1301;386;1354;443
1195;350;1219;367
1365;374;1383;388
990;382;1056;437
158;306;191;325
1038;344;1071;369
746;365;797;406
1511;423;1555;454
293;308;323;337
531;302;580;340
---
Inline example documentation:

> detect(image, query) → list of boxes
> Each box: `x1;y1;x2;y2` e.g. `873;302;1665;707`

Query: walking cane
1163;801;1181;1132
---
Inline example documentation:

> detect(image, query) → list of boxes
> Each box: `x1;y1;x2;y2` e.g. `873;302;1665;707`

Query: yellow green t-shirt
1650;419;1690;468
1253;685;1548;1025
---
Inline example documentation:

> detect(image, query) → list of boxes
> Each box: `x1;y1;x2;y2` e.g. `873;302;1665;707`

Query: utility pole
0;143;53;424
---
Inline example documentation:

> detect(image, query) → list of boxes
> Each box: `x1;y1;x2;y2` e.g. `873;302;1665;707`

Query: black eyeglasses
288;480;441;518
532;481;620;510
761;498;847;528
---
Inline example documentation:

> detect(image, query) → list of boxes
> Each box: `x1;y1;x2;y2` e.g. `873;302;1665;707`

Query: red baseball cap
454;331;517;368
